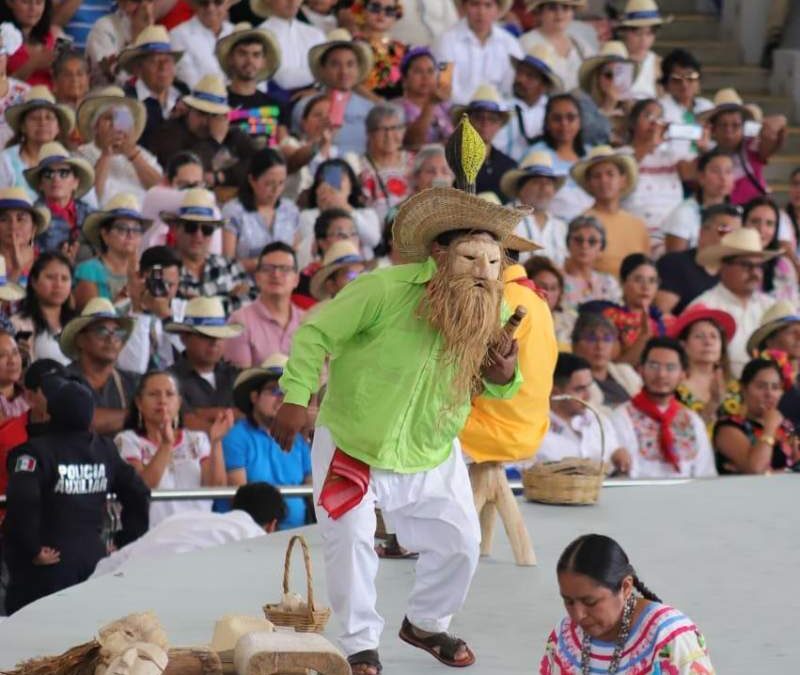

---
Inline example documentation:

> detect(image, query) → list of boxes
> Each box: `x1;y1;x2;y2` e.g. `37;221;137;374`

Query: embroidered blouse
222;197;301;260
712;414;795;475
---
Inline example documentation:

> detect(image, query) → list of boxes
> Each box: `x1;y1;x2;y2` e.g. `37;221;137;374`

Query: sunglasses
181;221;215;237
41;167;74;180
365;1;399;17
111;224;143;236
87;325;127;341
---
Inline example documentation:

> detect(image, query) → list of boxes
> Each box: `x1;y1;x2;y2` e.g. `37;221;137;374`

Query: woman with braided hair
540;534;715;674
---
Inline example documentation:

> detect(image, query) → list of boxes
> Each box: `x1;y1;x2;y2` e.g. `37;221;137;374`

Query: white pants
312;427;481;656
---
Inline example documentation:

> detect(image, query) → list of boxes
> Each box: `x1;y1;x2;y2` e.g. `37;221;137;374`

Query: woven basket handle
281;534;316;615
550;395;606;477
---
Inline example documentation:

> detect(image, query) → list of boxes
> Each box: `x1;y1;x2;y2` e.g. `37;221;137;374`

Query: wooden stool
469;462;536;566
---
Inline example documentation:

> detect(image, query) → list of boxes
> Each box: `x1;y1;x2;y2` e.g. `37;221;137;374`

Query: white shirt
659;93;714;161
171;16;233;89
660;197;701;247
78;141;162;204
259;16;325;91
519;29;595;92
493;95;548;162
689;283;775;377
390;0;458;46
134;79;182;120
514;211;568;266
92;510;265;577
86;11;132;85
433;19;523;105
528;410;620;469
631;51;658;99
116;308;186;374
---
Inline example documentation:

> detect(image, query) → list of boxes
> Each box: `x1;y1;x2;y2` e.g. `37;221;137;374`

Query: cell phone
437;62;454;91
54;36;73;56
665;123;703;141
744;120;762;138
112;105;134;134
322;163;343;190
145;265;168;298
14;331;32;341
329;90;347;128
611;62;634;99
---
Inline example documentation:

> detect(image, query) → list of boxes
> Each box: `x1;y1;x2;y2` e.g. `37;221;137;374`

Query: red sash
318;448;370;520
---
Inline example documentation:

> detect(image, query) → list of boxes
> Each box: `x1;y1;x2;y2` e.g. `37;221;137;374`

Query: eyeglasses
328;230;358;240
549;112;579;123
176;181;204;190
196;0;225;6
643;361;681;373
365;1;399;17
87;325;126;341
668;73;700;83
181;221;215;237
570;235;601;247
579;333;616;344
41;167;74;180
110;224;143;237
258;263;296;275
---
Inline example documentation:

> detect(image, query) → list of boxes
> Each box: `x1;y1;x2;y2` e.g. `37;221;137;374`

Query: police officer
3;375;150;614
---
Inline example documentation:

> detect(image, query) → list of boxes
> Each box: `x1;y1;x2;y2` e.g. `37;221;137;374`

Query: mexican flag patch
15;455;37;472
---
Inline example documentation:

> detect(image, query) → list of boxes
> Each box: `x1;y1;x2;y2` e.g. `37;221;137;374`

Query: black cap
24;359;68;391
42;375;95;431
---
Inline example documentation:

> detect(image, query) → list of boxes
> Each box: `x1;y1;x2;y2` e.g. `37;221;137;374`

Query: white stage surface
0;475;797;673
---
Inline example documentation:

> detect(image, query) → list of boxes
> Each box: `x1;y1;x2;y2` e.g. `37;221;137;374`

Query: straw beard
420;246;504;405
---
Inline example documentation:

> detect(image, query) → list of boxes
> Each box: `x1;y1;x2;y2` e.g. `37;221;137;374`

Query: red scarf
318;448;370;520
47;199;77;229
511;274;548;301
630;392;682;472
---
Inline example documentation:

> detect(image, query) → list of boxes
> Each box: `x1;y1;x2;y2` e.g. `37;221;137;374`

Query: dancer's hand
270;403;308;452
482;339;518;385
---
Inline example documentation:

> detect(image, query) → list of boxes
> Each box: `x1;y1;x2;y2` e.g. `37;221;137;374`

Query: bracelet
759;435;776;447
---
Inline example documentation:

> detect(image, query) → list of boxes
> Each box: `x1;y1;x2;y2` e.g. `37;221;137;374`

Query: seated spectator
115;369;230;526
116;245;185;374
0;326;27;421
529;93;593;221
433;0;521;105
298;0;337;34
615;0;669;98
690;227;779;376
621;98;685;257
224;242;305;368
51;49;89;119
561;215;622;312
699;88;787;206
74;193;151;309
93;482;284;577
525;255;574;348
520;0;594;92
1;0;58;87
713;357;797;474
453;83;516;202
309;239;369;302
0;186;51;285
408;143;453;193
532;351;627;473
743;196;799;307
493;44;561;163
164;188;251;311
117;25;189;147
252;0;325;97
24;141;94;260
10;251;73;364
656;202;741;315
171;0;234;89
351;0;406;100
359;103;413;221
59;297;139;435
669;304;736;426
572;145;650;276
611;337;717;478
662;148;734;253
396;47;453;150
0;23;28;149
571;310;641;407
390;0;457;47
296;158;380;269
85;0;157;86
501;150;567;264
0;86;74;201
221;355;311;529
147;75;256;192
222;148;299;273
76;86;163;203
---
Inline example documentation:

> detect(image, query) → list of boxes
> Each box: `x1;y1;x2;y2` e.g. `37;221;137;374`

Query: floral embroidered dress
355;34;407;100
675;379;739;430
561;270;621;313
712;414;795;475
359;150;414;222
540;602;715;674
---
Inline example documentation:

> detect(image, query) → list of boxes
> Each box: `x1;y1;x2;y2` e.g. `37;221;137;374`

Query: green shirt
281;258;522;473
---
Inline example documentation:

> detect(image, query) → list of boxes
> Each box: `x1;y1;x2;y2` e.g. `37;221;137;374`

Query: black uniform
3;429;150;614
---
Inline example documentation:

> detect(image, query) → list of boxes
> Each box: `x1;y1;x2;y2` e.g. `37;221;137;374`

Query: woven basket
263;535;331;633
522;458;605;505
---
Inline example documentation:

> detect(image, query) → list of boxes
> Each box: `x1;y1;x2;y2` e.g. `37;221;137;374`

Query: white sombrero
232;353;289;414
0;187;50;236
618;0;673;28
695;227;781;271
117;25;183;74
216;22;282;82
578;41;639;93
308;29;374;86
310;240;374;301
183;74;231;116
76;86;147;143
165;296;244;339
59;297;135;360
450;83;511;125
5;85;74;136
500;150;567;200
160;188;225;226
510;44;564;92
23;142;95;199
746;300;800;355
570;145;639;197
82;193;153;252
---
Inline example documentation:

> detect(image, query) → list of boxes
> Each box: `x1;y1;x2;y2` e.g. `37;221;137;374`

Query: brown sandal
398;617;475;667
347;649;382;674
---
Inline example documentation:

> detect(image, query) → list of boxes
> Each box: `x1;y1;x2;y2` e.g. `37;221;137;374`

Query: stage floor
0;475;796;673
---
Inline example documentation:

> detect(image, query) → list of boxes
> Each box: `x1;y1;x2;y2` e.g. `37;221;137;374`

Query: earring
137;410;143;428
172;416;179;430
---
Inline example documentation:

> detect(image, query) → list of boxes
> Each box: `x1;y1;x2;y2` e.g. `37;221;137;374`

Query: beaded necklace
580;594;636;675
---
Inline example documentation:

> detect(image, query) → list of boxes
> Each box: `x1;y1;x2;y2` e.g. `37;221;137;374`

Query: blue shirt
218;419;312;529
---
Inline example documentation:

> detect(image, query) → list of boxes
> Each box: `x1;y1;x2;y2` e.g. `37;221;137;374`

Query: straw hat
160;188;225;226
500;150;566;199
308;29;374;86
23;142;95;199
0;254;24;302
232;353;288;414
165;296;244;339
0;187;50;236
577;41;639;93
310;240;373;301
5;85;75;136
746;301;800;355
216;23;282;82
455;0;514;14
182;74;231;116
450;83;511;125
392;187;527;263
570;145;639;197
117;25;183;74
510;44;563;92
82;193;153;251
59;297;135;360
666;304;735;343
696;88;754;124
76;86;147;143
618;0;673;27
527;0;586;10
695;227;781;270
